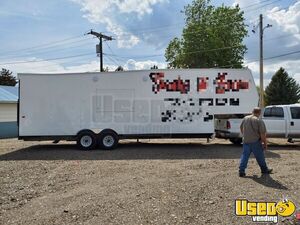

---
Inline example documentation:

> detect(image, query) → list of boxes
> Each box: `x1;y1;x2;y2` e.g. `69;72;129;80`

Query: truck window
263;108;272;117
290;107;300;119
274;107;284;117
263;107;284;118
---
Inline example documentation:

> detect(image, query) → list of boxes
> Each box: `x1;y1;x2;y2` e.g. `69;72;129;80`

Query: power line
0;34;86;56
15;54;96;71
112;20;250;40
264;49;300;60
0;0;286;59
265;32;299;41
220;49;300;68
105;53;121;66
0;1;286;60
238;0;277;9
3;46;299;70
103;46;300;68
112;12;255;38
0;40;94;61
2;25;293;63
4;21;288;68
107;0;282;40
112;26;298;46
104;53;162;60
104;45;243;60
0;52;95;66
244;0;283;14
111;2;285;41
104;42;126;65
105;55;121;68
108;0;278;37
0;1;288;69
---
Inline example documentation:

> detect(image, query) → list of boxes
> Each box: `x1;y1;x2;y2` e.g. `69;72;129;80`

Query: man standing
239;107;272;177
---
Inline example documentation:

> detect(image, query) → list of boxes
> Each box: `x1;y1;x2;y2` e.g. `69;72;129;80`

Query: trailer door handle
291;121;294;126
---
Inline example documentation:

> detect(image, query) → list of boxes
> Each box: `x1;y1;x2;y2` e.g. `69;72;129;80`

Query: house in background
0;85;18;138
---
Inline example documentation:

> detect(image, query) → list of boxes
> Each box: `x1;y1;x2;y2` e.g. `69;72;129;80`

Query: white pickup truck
215;104;300;144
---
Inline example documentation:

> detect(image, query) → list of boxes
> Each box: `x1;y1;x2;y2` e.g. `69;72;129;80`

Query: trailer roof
17;68;251;76
0;85;18;103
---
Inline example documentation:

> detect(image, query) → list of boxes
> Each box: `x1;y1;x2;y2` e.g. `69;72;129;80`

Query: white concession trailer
18;69;258;149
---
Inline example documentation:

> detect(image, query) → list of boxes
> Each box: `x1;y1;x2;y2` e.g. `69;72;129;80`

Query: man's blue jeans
239;140;268;173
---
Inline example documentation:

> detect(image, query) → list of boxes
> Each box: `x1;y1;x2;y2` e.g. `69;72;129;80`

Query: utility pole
87;30;113;72
256;15;272;109
259;14;264;109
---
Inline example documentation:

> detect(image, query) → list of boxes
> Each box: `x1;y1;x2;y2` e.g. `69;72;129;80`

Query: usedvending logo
235;199;296;223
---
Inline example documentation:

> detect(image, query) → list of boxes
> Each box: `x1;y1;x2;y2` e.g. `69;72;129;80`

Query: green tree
0;68;17;86
165;0;247;68
265;67;300;105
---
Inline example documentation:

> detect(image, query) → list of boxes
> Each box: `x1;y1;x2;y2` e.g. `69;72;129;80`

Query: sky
0;0;299;87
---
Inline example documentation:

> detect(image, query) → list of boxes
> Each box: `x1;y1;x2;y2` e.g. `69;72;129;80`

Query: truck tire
229;138;242;145
99;130;119;150
77;130;97;150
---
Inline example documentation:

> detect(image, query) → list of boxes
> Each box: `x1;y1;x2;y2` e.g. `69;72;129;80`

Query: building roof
0;85;18;103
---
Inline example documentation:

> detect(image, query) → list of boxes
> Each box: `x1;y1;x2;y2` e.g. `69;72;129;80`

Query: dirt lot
0;138;299;225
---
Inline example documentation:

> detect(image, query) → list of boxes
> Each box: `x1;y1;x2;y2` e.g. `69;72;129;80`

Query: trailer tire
77;130;97;150
99;130;119;150
229;138;242;145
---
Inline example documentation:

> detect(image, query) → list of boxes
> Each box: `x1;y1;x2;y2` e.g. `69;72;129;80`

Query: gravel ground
0;138;299;225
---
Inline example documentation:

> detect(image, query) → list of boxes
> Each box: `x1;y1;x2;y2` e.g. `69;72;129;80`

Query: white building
0;85;18;138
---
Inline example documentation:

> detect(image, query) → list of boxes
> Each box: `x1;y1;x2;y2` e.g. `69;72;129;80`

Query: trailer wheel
99;130;119;150
77;131;97;150
229;138;242;145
